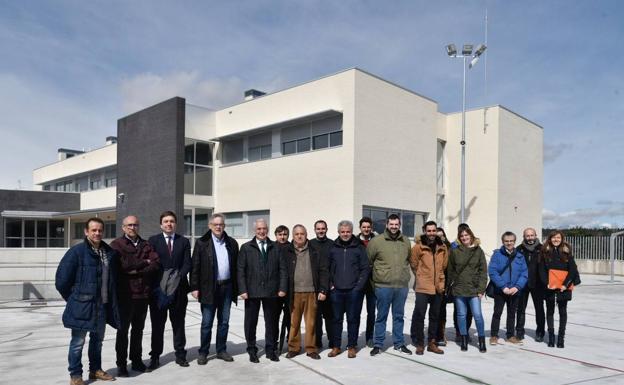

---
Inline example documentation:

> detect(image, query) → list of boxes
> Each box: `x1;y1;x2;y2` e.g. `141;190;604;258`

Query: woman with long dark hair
539;231;580;348
447;227;488;352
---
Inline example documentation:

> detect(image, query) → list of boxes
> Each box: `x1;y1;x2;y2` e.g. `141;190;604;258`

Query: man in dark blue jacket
148;211;192;369
327;220;370;359
488;231;528;345
56;217;120;385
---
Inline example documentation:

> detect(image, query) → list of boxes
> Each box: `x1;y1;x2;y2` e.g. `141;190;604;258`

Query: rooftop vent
244;89;266;101
57;148;85;161
106;136;117;145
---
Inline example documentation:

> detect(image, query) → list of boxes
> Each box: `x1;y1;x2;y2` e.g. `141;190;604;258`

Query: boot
437;321;447;346
460;335;468;351
547;331;555;348
427;341;444;354
557;333;565;348
478;337;487;353
535;331;544;343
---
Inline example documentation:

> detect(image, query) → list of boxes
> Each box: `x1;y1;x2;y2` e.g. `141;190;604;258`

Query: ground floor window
4;218;66;247
223;210;270;239
362;206;427;238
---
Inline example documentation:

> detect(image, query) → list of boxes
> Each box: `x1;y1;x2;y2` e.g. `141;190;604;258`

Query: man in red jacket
111;216;160;376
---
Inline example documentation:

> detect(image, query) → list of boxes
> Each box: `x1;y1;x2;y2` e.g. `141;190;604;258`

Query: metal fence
565;236;624;260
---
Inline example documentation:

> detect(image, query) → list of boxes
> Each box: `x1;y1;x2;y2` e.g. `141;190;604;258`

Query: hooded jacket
447;241;488;297
367;229;412;289
410;235;448;295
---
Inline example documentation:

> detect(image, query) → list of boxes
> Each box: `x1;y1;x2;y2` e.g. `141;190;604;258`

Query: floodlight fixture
446;44;457;57
474;44;487;57
462;44;473;56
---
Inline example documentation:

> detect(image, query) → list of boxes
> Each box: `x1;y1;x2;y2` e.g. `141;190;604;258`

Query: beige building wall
497;107;543;241
214;70;357;239
33;144;117;186
353;71;439;230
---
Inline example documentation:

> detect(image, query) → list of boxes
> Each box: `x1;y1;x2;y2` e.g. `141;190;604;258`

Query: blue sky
1;0;623;228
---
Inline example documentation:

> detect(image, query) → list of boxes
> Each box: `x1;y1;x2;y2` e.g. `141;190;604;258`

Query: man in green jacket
368;214;413;356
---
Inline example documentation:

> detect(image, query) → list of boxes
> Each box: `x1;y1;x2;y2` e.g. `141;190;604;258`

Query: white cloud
543;203;624;228
119;71;246;113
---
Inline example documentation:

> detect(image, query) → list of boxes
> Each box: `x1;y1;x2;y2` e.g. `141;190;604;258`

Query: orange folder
548;269;573;291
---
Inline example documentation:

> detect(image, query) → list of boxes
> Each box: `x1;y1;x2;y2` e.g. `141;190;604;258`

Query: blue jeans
374;287;408;348
330;288;365;348
454;296;485;337
199;281;232;355
68;304;106;377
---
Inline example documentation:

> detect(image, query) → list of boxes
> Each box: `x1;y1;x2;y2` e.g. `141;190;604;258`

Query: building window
90;179;102;190
105;177;117;187
104;222;116;239
248;132;272;162
4;218;66;247
362;206;426;238
55;180;73;192
436;194;445;227
223;210;270;239
223;138;244;164
437;140;445;191
184;139;214;196
43;184;51;191
281;115;343;156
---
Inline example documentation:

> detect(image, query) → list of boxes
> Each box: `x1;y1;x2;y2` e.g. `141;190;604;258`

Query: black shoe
132;361;148;373
547;332;555;348
197;354;208;365
460;335;468;351
394;345;412;355
557;335;565;348
535;332;544;343
117;366;129;377
370;347;381;356
248;351;259;363
148;357;160;370
266;353;280;362
175;358;190;367
216;351;234;362
478;337;487;353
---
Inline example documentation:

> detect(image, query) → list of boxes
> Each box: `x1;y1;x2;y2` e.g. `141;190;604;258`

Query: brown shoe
427;341;444;354
70;377;85;385
489;336;498;345
88;370;116;381
327;347;342;357
347;347;357;358
506;336;522;345
306;352;321;360
286;351;299;358
415;344;425;355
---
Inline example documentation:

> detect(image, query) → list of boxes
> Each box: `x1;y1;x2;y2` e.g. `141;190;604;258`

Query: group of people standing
55;211;580;385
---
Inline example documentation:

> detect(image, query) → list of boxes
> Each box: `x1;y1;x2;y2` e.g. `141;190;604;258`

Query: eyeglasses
212;223;225;227
124;224;139;227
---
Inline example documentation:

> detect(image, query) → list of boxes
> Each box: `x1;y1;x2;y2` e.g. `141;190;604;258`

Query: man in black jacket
286;224;329;359
190;213;239;364
148;211;192;369
516;227;545;342
238;219;288;362
310;219;335;350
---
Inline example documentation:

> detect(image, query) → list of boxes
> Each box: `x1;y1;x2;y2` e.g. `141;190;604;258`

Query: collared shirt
89;241;109;304
163;232;175;253
125;234;139;247
256;238;267;254
212;233;230;280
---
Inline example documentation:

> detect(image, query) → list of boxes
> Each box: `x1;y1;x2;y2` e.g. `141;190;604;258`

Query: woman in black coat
539;231;580;348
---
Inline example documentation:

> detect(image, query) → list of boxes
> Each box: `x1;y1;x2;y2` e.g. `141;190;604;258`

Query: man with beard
516;227;545;342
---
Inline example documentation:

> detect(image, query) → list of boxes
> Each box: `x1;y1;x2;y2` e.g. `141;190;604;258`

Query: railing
566;236;624;260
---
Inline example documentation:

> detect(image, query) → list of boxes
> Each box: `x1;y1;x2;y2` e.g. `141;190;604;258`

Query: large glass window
223;210;270;239
223;138;244;164
4;218;66;247
184;139;214;196
281;115;342;156
55;180;73;192
248;132;272;162
437;140;445;191
362;206;426;238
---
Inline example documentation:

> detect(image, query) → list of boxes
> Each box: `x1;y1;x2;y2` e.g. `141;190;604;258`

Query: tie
167;235;173;256
260;241;267;263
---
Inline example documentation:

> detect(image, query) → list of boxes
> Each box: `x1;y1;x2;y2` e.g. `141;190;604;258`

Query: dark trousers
278;297;290;353
546;298;568;335
115;298;148;366
364;286;376;342
149;290;188;359
330;288;364;348
410;293;442;345
315;293;335;348
491;292;520;338
244;297;280;354
516;287;545;338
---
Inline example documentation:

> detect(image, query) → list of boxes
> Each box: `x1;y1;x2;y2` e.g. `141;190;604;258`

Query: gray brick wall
116;97;186;238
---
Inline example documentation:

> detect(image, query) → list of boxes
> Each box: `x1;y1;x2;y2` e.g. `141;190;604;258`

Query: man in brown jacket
111;215;160;376
409;220;448;355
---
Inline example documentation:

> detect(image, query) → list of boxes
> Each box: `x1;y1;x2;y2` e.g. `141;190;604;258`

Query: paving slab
1;274;623;385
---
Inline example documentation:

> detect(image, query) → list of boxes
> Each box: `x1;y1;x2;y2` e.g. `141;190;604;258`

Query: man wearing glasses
111;216;160;376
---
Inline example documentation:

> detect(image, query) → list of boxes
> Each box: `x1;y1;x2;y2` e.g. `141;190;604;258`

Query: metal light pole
446;43;487;223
